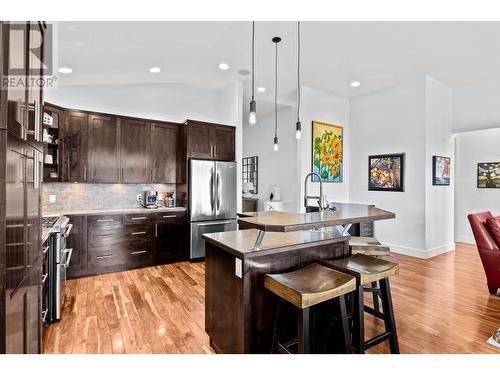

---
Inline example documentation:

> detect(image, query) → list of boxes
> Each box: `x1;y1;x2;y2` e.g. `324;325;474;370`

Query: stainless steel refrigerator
189;159;238;260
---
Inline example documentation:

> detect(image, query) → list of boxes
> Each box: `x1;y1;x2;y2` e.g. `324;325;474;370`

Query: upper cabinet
87;114;120;182
26;22;44;144
185;120;235;161
60;110;88;182
120;119;151;182
42;105;235;184
151;123;179;183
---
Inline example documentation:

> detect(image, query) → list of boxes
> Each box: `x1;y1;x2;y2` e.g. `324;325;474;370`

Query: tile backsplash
43;183;176;212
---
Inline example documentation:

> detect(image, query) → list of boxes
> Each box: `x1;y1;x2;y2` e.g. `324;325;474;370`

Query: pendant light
249;21;257;125
272;36;281;152
295;21;302;140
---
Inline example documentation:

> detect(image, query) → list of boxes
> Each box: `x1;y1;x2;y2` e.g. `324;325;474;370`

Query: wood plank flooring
42;243;500;354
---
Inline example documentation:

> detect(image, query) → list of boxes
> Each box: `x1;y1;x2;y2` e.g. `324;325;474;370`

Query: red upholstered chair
468;212;500;295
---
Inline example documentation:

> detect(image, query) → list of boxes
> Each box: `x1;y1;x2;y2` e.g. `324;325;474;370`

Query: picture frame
477;162;500;188
368;153;405;192
432;156;451;186
311;121;343;183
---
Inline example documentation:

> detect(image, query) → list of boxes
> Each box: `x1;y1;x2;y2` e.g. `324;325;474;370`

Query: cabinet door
26;22;44;143
120;119;150;182
88;114;119;182
25;145;42;266
153;215;186;263
66;215;87;279
151;124;179;183
6;22;28;137
61;111;87;182
213;126;235;161
187;122;213;159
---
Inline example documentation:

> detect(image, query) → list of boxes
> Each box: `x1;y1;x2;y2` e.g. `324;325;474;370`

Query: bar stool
265;263;356;354
321;254;399;354
350;236;390;312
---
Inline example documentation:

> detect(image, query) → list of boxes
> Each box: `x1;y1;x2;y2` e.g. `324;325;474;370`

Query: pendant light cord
251;21;255;101
297;21;301;122
274;39;278;139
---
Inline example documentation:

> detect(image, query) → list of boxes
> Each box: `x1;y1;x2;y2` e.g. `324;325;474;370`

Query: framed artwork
477;162;500;188
368;153;405;191
311;121;343;182
432;156;451;186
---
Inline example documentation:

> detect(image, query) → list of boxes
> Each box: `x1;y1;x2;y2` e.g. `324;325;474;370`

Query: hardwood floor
42;243;500;354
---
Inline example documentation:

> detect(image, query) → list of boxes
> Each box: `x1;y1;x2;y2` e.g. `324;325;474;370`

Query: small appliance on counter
165;191;175;207
139;190;158;208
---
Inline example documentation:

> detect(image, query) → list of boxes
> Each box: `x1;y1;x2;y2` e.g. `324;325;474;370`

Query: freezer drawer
190;220;237;260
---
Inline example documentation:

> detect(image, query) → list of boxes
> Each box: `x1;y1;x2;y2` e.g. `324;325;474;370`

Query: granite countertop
43;206;186;217
237;203;395;233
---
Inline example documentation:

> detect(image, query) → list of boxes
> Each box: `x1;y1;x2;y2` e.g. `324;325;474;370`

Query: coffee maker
140;191;158;208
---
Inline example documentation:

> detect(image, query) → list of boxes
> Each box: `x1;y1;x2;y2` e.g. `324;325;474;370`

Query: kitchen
2;11;500;369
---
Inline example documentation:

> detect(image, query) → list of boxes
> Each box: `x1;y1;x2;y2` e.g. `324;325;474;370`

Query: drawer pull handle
162;215;177;218
41;273;48;284
97;219;114;222
131;231;147;235
42;309;48;323
131;250;147;255
96;254;113;260
131;217;147;220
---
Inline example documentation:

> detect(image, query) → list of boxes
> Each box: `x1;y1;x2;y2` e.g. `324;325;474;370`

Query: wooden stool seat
265;263;356;309
350;236;390;257
322;253;398;285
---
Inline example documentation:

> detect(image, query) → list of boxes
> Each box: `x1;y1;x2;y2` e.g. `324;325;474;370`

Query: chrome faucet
304;172;324;211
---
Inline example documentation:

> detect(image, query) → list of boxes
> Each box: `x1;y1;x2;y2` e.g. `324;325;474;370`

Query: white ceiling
55;21;500;100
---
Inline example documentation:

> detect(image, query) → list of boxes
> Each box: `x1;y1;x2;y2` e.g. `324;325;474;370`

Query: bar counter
202;203;395;354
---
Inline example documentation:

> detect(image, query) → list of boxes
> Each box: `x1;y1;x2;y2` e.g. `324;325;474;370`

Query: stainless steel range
42;215;73;322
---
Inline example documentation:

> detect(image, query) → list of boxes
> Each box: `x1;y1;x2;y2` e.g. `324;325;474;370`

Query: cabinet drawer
124;224;153;241
150;211;185;224
88;226;124;248
123;213;151;224
88;214;123;227
89;245;152;269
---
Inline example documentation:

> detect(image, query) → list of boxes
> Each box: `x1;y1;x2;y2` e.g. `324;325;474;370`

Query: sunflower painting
312;121;343;182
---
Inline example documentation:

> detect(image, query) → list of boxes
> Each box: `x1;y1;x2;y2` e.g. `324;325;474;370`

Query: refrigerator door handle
216;171;221;212
210;167;214;212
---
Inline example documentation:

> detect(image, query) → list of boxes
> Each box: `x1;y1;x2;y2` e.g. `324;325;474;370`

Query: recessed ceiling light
350;81;361;88
149;67;161;74
257;86;266;93
58;67;72;74
218;62;229;71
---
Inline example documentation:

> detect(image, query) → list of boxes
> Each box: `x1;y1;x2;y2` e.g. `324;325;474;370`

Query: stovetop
42;216;59;229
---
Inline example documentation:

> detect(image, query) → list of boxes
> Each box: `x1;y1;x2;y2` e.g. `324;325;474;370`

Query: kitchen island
202;203;395;354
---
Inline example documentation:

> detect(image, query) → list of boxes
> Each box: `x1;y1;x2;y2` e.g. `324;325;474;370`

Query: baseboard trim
455;235;475;245
381;241;456;259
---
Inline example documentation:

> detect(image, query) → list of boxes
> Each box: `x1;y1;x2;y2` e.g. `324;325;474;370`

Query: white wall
243;107;299;211
455;127;500;244
298;86;350;211
47;81;244;211
453;79;500;133
350;77;427;254
424;76;455;254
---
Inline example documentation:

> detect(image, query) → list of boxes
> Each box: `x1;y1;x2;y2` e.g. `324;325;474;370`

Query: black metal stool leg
338;294;351;353
371;281;380;311
379;278;399;354
297;307;310;354
353;284;365;354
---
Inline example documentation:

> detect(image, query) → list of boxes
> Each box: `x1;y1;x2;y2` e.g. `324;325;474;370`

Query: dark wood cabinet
60;110;87;182
87;114;119;182
120;119;151;182
213;126;235;160
185;121;236;161
151;212;186;263
66;216;87;279
1;22;44;354
151;123;179;183
242;198;258;213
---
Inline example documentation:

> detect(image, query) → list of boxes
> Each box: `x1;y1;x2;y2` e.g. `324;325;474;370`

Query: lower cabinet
66;211;186;279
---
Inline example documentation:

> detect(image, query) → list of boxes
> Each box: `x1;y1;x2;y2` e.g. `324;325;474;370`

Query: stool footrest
365;332;392;349
364;305;385;320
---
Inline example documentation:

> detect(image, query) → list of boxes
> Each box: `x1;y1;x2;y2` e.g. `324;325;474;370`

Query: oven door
56;246;73;320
